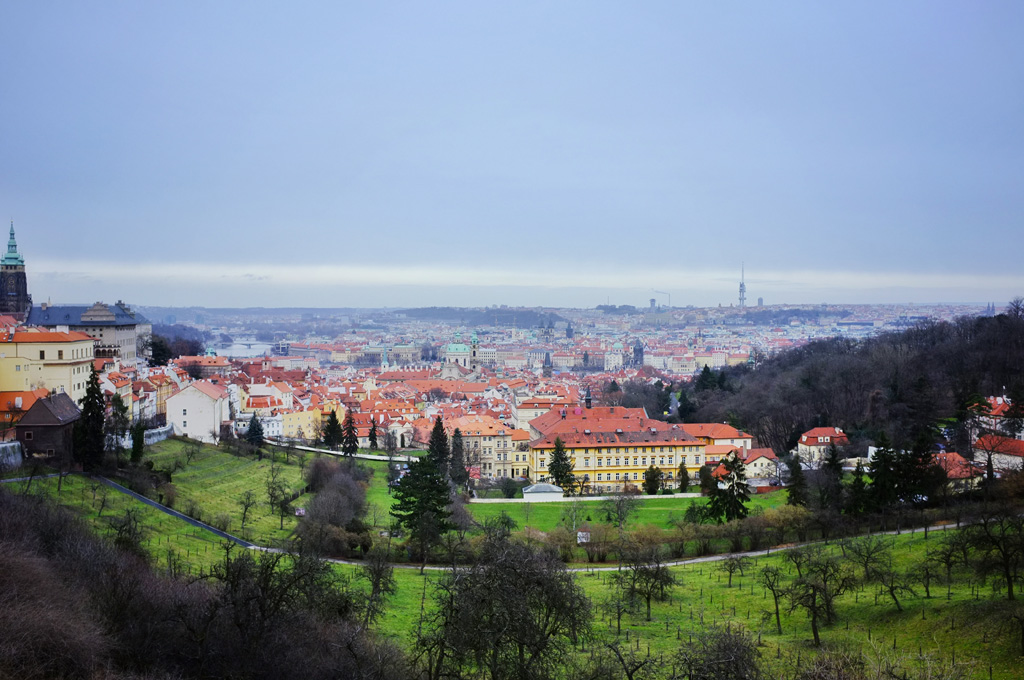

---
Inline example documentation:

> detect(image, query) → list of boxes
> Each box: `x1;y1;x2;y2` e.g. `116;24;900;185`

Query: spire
2;221;24;267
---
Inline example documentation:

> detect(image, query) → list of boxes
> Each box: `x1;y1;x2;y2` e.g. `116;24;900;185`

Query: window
633;473;638;480
182;408;187;416
183;421;187;428
58;350;64;360
39;350;45;360
615;458;620;466
584;458;589;466
615;473;620;480
597;459;602;466
597;474;603;481
642;457;647;466
15;365;20;372
24;431;33;440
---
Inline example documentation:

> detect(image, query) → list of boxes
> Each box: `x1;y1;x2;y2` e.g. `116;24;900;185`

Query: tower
738;263;747;309
0;222;31;321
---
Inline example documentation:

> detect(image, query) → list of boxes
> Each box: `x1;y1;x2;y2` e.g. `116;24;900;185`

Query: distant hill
396;307;565;327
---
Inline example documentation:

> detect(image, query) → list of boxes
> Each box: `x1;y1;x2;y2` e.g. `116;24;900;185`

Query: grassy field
13;473;228;573
146;439;314;545
12;439;1019;676
466;492;785;533
338;528;1020;678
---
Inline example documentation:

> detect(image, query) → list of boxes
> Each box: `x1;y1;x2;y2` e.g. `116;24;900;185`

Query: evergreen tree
74;367;106;471
323;409;343;450
246;415;264;447
677;463;690;492
785;454;809;507
129;420;146;465
449;428;469;487
708;454;750;522
698;464;717;495
342;409;359;456
106;394;130;457
642;465;663;495
426;416;450;476
390;456;452;573
816;443;844;510
368;419;378;450
846;460;869;515
868;435;899;511
695;365;717;391
546;436;574;492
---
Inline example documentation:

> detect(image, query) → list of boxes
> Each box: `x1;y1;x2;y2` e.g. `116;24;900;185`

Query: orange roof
1;328;94;343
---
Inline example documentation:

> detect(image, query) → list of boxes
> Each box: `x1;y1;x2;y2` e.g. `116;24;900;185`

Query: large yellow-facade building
0;328;95;403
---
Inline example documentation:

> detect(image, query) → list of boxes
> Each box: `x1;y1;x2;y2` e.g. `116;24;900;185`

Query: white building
166;380;230;443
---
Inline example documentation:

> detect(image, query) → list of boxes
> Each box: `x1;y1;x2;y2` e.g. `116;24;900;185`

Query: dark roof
26;302;149;327
16;393;81;427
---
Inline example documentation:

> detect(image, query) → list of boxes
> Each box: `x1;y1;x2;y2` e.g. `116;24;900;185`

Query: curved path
22;471;967;574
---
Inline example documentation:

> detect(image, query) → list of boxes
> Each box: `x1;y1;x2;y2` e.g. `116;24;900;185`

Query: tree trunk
811;611;820;646
773;597;782;634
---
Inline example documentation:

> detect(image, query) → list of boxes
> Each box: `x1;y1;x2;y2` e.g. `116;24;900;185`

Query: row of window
37;347;93;361
593;471;677;481
539;455;703;469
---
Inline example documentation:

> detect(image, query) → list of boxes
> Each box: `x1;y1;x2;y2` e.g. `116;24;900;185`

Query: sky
2;2;1023;309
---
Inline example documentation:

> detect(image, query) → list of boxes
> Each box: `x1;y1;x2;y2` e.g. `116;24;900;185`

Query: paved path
265;439;419;464
19;470;969;575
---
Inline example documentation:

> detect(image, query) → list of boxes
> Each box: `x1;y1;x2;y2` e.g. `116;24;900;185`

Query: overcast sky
2;2;1022;309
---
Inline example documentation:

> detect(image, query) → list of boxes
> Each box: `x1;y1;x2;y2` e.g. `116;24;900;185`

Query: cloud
28;257;1024;308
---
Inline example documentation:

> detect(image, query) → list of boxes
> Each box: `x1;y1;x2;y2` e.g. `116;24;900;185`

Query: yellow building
446;414;516;479
0;328;96;404
282;408;321;441
531;425;706;493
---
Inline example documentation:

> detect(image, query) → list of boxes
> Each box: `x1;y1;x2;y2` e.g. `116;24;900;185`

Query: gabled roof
17;392;81;426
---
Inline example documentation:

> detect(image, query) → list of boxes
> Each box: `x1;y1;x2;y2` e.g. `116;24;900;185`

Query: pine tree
342;409;359;456
708;454;750;522
846;460;869;515
449;428;469;487
869;435;898;511
368;418;378;450
426;416;450;476
547;436;573;492
785;454;809;507
817;443;844;510
246;415;264;447
390;456;452;573
323;409;343;450
677;463;690;492
130;420;146;465
75;367;106;471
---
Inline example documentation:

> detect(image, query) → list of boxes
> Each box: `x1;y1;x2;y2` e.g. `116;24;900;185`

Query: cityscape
3;3;1024;679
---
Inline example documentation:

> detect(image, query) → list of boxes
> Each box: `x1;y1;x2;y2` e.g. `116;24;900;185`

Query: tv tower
738;264;747;309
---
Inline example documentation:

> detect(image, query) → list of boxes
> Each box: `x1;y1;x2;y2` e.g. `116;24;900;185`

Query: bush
158;483;177;508
213;513;231;532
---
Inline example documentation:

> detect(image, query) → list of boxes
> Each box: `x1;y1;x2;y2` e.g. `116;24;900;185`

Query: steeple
2;221;25;267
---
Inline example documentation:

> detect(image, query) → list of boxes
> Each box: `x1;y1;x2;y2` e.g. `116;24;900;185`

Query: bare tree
718;555;750;588
759;565;785;634
601;492;639;530
619;544;676;621
785;552;857;646
238;490;258;529
361;544;397;629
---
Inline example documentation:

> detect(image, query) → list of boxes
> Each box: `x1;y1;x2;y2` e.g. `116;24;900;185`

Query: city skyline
3;3;1023;308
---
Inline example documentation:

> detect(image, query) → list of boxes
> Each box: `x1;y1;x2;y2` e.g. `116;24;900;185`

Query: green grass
466;492;785;533
347;529;1020;678
146;439;312;545
18;473;228;573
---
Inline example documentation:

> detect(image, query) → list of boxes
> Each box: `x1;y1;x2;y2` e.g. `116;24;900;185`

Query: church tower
0;222;31;321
